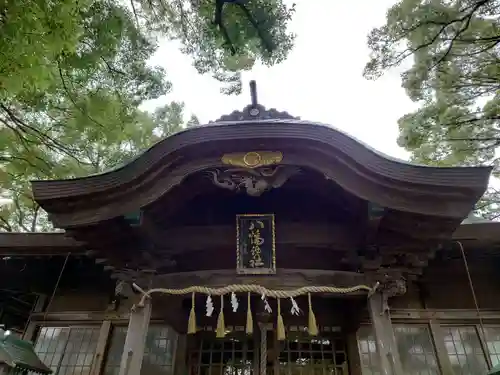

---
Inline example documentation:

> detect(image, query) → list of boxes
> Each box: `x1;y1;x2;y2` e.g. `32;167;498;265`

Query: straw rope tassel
246;292;253;335
216;295;226;338
188;292;197;334
277;297;286;341
308;293;318;336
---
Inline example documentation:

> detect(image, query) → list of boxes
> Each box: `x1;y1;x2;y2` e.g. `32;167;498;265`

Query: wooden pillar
345;330;362;375
253;327;260;375
174;334;186;375
258;323;267;375
91;320;112;375
367;291;403;375
428;320;453;375
23;294;47;342
118;300;152;375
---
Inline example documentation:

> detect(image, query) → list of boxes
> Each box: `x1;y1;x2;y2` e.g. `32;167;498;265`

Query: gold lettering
247;220;265;268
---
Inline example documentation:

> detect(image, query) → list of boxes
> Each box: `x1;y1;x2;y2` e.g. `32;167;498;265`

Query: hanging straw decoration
290;296;300;316
231;292;239;312
246;292;253;335
188;292;197;334
277;298;286;340
307;293;318;336
206;295;214;317
132;283;375;338
216;295;226;338
262;293;272;313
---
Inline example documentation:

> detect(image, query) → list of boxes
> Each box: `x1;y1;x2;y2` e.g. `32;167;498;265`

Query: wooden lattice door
188;331;256;375
187;327;348;375
268;328;348;375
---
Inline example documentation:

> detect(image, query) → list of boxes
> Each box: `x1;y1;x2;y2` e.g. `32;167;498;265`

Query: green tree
1;0;171;176
0;101;194;232
134;0;296;94
0;0;294;176
1;0;295;100
0;0;294;230
363;0;500;217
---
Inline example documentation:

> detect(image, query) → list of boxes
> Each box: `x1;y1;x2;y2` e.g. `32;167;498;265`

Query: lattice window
394;326;439;375
32;326;100;375
357;326;380;375
442;326;488;375
104;325;178;375
357;325;439;375
276;329;347;375
482;326;500;367
187;332;254;375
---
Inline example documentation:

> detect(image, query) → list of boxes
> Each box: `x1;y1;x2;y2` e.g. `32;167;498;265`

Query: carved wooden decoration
211;81;299;122
211;104;299;122
206;165;300;197
236;214;276;275
222;151;283;169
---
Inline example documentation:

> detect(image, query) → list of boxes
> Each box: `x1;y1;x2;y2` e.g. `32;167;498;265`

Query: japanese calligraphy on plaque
236;214;276;275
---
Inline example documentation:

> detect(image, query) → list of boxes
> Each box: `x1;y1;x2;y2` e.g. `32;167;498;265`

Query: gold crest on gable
221;151;283;169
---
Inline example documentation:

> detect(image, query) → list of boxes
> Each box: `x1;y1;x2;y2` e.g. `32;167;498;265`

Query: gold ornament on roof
222;151;283;169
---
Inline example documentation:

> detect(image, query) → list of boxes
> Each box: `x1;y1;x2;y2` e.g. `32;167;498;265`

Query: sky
143;0;416;161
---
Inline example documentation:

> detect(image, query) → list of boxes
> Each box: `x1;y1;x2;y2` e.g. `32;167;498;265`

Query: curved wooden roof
31;115;492;228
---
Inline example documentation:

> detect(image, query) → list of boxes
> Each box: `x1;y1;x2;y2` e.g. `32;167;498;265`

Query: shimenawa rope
133;282;375;339
135;283;374;307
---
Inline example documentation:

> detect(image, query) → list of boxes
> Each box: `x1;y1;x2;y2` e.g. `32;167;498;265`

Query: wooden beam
3;222;497;259
149;268;370;293
389;308;500;321
453;222;500;242
152;222;489;253
23;295;47;341
0;233;84;255
160;223;359;252
30;311;129;322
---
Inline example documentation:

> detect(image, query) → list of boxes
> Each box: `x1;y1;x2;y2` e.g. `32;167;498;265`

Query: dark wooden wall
3;245;500;336
391;249;500;309
31;247;500;326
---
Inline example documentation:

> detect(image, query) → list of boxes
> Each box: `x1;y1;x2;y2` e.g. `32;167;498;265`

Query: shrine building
1;82;500;375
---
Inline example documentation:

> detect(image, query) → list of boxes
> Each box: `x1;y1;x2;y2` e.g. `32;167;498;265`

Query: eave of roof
453;221;500;242
0;233;84;256
31;120;492;200
0;221;499;256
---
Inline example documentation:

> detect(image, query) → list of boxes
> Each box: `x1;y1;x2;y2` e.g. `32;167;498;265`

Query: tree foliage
0;0;294;230
134;0;296;94
1;0;295;99
364;0;500;217
0;101;197;232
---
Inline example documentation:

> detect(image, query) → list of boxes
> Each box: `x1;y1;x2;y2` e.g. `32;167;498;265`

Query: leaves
0;100;194;232
0;0;296;231
135;0;295;94
364;0;500;217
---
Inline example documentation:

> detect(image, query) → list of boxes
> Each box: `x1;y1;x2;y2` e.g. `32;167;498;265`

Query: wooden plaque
236;214;276;275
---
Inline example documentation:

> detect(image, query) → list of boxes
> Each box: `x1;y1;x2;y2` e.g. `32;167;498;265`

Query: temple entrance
269;329;348;375
186;326;348;375
187;330;256;375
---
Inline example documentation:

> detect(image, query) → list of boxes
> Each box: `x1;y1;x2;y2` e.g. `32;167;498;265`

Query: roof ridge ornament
211;80;299;122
